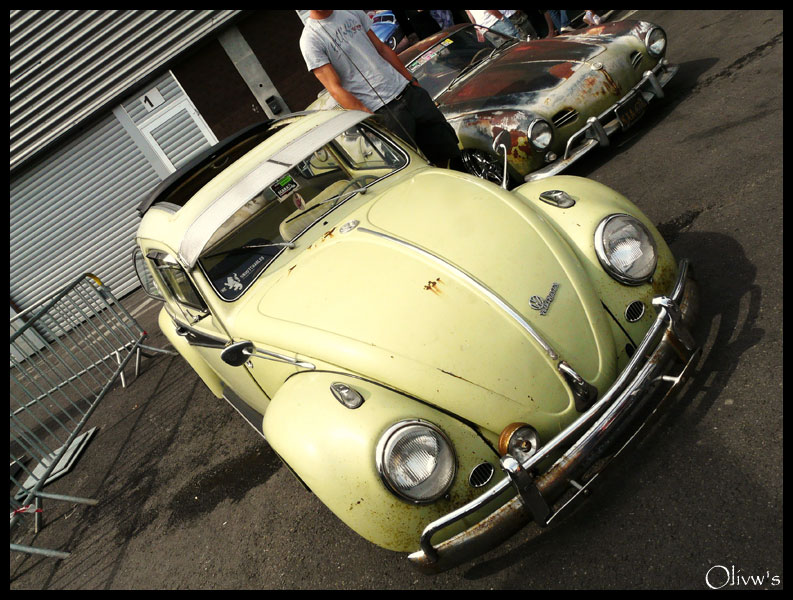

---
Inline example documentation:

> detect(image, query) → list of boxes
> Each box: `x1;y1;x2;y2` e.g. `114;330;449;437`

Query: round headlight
376;420;456;504
528;119;553;150
595;214;658;285
645;27;667;57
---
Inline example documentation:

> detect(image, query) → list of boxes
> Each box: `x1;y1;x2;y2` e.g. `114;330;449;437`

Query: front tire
461;149;513;188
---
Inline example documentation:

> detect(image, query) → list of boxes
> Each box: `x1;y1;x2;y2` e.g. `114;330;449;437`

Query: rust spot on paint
549;61;576;80
439;369;477;386
322;227;336;241
287;265;296;275
424;277;443;294
651;260;676;296
599;68;622;96
584;25;606;36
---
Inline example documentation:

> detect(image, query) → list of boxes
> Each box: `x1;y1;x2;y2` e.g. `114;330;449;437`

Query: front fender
262;371;506;552
448;109;543;178
512;175;678;353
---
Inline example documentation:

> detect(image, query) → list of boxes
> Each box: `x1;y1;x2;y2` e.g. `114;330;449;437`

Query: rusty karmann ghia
395;19;678;185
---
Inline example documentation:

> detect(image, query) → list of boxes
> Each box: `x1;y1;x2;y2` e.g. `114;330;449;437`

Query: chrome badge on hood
530;283;559;316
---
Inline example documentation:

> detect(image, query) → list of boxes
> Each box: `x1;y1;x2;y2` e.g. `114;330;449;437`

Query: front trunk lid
438;39;608;113
252;170;617;437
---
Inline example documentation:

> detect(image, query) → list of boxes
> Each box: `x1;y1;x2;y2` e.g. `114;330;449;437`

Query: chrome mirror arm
492;130;511;189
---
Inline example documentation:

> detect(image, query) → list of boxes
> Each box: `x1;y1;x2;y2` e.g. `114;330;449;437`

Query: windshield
198;122;408;301
406;25;516;99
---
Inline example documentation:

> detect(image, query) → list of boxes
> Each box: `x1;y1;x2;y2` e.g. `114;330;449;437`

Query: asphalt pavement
10;10;783;590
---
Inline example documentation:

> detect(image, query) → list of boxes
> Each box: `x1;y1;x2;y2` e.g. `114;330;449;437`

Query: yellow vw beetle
133;109;699;573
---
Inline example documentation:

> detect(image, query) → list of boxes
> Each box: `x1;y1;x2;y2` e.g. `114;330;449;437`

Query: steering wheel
308;147;330;171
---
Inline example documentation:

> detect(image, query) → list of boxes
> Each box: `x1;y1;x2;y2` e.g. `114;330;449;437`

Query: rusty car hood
244;170;617;438
437;39;607;115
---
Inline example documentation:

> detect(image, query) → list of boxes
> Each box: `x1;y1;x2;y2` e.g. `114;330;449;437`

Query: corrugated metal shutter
150;109;211;168
10;9;241;173
10;71;216;310
121;72;217;171
121;71;189;126
10;113;161;308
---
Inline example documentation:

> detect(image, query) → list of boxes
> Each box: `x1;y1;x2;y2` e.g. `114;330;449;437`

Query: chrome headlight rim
375;419;457;505
528;118;553;150
645;26;667;57
594;213;658;286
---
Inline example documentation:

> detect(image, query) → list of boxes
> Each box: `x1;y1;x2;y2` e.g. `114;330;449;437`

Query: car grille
625;300;646;322
629;50;643;70
469;462;495;488
552;108;579;129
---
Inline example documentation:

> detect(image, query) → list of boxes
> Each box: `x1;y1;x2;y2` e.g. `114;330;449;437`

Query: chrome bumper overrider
408;259;700;573
524;59;679;183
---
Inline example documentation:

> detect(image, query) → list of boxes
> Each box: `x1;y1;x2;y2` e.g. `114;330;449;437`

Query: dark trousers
375;84;462;168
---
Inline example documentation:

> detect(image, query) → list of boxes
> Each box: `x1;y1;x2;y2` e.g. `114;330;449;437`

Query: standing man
465;10;522;40
299;10;463;170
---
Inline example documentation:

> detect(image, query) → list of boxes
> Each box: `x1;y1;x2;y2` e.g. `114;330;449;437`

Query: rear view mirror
221;340;254;366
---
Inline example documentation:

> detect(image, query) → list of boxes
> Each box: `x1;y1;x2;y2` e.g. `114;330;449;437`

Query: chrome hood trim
358;227;559;361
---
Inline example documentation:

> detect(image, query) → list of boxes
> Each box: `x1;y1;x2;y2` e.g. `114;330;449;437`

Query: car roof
137;118;276;218
143;109;372;268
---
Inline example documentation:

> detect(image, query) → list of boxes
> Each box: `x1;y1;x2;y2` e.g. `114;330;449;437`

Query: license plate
615;92;648;130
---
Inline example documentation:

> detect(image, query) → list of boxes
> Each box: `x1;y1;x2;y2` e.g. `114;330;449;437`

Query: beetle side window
133;248;165;301
146;251;206;311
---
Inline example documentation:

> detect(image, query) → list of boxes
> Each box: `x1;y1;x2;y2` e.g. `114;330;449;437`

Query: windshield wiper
284;185;369;224
448;57;488;90
447;39;516;90
242;242;295;250
203;242;294;260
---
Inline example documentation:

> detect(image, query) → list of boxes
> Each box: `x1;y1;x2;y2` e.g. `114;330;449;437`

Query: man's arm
366;30;419;86
311;63;372;112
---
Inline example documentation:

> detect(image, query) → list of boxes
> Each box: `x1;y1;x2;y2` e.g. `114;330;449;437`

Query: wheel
461;149;512;187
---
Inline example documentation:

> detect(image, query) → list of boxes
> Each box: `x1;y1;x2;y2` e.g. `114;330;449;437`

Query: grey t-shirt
300;10;408;112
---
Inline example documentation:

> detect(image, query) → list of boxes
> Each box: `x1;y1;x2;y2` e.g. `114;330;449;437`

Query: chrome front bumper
524;58;679;183
408;259;700;574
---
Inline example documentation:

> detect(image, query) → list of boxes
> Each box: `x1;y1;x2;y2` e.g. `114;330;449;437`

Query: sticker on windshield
409;40;451;71
270;175;299;201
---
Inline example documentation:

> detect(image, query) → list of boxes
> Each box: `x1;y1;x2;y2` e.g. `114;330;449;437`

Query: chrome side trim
245;346;315;370
357;227;559;360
